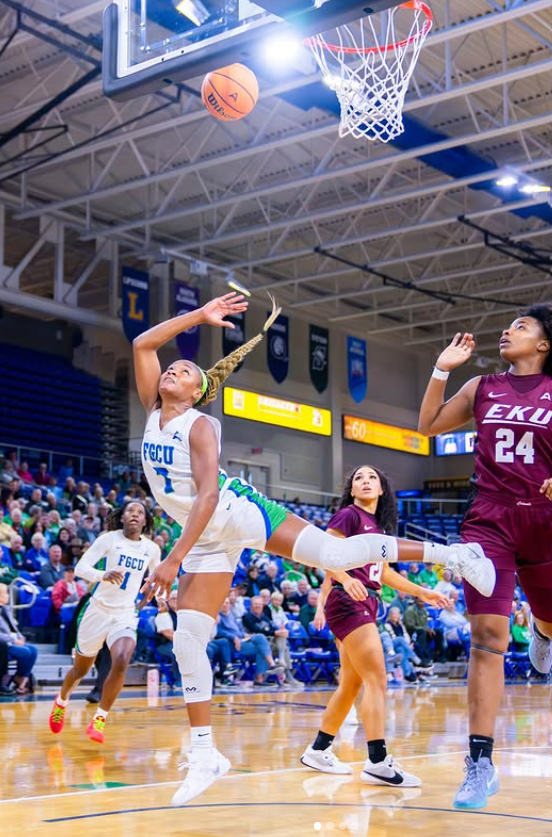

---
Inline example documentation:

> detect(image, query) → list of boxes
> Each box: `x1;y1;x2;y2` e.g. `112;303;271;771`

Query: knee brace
292;524;398;572
173;610;215;703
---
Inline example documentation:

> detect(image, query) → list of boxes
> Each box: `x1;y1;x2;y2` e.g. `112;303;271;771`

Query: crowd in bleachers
0;450;540;690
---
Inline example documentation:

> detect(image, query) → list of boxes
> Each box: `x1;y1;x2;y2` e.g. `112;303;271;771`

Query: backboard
103;0;403;100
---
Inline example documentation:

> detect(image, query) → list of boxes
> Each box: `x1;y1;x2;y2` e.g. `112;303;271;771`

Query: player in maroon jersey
300;464;449;788
418;303;552;810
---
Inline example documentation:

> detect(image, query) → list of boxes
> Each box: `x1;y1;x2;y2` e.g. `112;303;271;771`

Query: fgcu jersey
327;505;384;590
473;372;552;500
141;408;231;539
81;531;160;608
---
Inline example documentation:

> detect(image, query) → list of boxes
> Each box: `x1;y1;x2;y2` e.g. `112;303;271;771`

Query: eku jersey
141;408;233;542
74;531;160;608
327;505;384;590
473;371;552;501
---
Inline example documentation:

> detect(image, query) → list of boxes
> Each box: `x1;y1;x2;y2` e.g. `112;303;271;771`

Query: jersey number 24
495;429;535;464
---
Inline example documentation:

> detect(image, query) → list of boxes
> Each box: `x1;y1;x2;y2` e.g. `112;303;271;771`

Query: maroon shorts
324;586;379;641
461;491;552;621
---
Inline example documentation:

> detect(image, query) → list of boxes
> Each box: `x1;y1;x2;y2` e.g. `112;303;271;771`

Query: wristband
432;366;450;381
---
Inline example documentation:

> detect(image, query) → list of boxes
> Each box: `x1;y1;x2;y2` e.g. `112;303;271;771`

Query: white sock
56;695;69;707
292;524;399;571
94;708;108;719
423;541;457;566
191;725;213;749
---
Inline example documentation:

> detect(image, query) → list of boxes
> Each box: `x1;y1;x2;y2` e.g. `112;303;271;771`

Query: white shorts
181;482;287;574
75;598;138;658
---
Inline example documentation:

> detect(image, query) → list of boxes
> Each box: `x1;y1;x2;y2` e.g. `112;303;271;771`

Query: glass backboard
103;0;403;100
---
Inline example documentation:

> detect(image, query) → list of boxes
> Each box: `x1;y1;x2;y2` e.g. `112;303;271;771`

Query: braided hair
519;303;552;377
337;465;398;535
106;500;153;536
195;294;281;407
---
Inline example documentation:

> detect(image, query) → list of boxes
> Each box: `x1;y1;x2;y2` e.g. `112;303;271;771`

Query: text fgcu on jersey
474;373;552;498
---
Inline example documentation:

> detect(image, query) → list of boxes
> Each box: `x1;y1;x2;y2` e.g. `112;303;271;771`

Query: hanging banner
267;312;289;384
309;324;329;394
222;310;246;371
347;336;367;403
174;283;200;360
121;267;149;343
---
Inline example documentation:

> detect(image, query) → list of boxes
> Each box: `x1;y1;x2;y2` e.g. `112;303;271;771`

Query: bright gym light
519;183;551;195
262;34;303;68
495;175;518;188
174;0;209;27
227;278;251;297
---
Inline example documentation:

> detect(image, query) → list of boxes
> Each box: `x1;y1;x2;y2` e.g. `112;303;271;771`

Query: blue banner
174;283;200;360
267;313;289;384
347;336;367;403
222;310;246;371
121;267;149;343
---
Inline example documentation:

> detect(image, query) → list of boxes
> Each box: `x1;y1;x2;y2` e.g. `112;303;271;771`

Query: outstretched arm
133;292;248;412
381;565;450;608
418;332;480;436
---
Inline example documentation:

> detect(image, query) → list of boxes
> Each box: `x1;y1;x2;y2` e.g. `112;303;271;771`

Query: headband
194;368;208;405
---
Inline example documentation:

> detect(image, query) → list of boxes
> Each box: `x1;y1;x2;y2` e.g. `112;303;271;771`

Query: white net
305;2;432;143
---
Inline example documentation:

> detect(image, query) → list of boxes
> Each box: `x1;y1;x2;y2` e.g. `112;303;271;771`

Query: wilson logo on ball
201;63;259;122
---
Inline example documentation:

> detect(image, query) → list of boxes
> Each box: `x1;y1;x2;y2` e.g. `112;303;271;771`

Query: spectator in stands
68;538;85;567
39;545;65;590
407;562;421;583
269;591;287;627
17;462;33;484
55;527;72;562
52;567;86;615
62;477;76;506
45;492;58;513
511;610;531;652
303;565;325;590
280;580;300;614
0;459;16;486
105;489;118;507
0;509;17;546
258;561;282;593
244;564;261;598
35;462;52;486
216;597;283;687
269;591;302;687
26;532;49;570
81;516;99;543
0;582;38;693
418;562;439;588
435;568;455;597
404;597;443;667
97;503;111;532
289;578;310;610
388;589;410;616
72;482;90;513
45;510;61;543
8;534;38;573
228;585;247;620
0;638;14;695
384;607;419;682
243;596;291;680
23;506;43;546
259;588;272;618
6;506;25;539
439;597;471;659
300;589;319;630
154;590;181;684
92;484;105;503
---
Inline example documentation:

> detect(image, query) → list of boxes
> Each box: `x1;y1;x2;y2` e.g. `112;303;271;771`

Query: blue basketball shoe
453;756;500;809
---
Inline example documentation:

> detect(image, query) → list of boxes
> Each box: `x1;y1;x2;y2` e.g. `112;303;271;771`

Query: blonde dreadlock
196;294;281;407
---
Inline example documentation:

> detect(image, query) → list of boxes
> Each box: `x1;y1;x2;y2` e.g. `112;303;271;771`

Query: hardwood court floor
1;683;551;836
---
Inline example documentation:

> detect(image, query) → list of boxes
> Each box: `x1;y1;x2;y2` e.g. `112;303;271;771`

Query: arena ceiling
0;0;551;362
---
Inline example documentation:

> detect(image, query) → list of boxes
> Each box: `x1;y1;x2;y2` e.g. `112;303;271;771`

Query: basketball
201;63;259;121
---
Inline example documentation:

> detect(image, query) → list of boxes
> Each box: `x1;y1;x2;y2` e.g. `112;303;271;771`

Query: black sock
368;739;387;764
312;730;335;751
469;735;494;764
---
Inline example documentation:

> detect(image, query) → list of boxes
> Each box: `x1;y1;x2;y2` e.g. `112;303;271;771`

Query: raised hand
139;560;179;604
202;292;249;328
435;332;475;372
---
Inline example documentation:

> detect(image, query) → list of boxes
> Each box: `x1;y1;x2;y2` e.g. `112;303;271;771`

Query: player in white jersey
48;501;160;744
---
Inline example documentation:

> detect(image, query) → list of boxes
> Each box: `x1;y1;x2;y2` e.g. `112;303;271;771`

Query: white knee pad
173;610;215;704
292;524;398;572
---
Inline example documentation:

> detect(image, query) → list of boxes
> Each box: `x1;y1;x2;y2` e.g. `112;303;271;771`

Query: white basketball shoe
301;745;353;775
171;747;231;805
446;542;496;598
361;755;421;787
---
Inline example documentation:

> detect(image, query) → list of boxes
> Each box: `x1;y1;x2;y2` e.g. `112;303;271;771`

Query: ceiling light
174;0;209;27
519;183;551;195
495;175;518;188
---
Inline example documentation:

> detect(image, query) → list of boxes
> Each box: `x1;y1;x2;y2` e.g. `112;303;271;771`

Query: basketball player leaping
133;291;495;806
418;304;552;810
48;501;160;743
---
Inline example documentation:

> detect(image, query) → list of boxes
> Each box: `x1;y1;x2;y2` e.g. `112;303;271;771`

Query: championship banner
222;310;246;372
121;267;149;343
267;312;289;384
309;324;329;394
174;283;200;360
347;336;367;403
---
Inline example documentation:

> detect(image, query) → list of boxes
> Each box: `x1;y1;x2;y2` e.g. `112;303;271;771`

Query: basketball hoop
304;2;433;143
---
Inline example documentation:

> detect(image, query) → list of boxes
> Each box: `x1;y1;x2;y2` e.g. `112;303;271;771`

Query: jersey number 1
153;466;175;494
495;429;535;464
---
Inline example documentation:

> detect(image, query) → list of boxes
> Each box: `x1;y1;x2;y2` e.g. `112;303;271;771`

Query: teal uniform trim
224;477;288;541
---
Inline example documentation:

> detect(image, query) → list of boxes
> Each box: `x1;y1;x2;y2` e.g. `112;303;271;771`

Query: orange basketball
201;63;259;121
